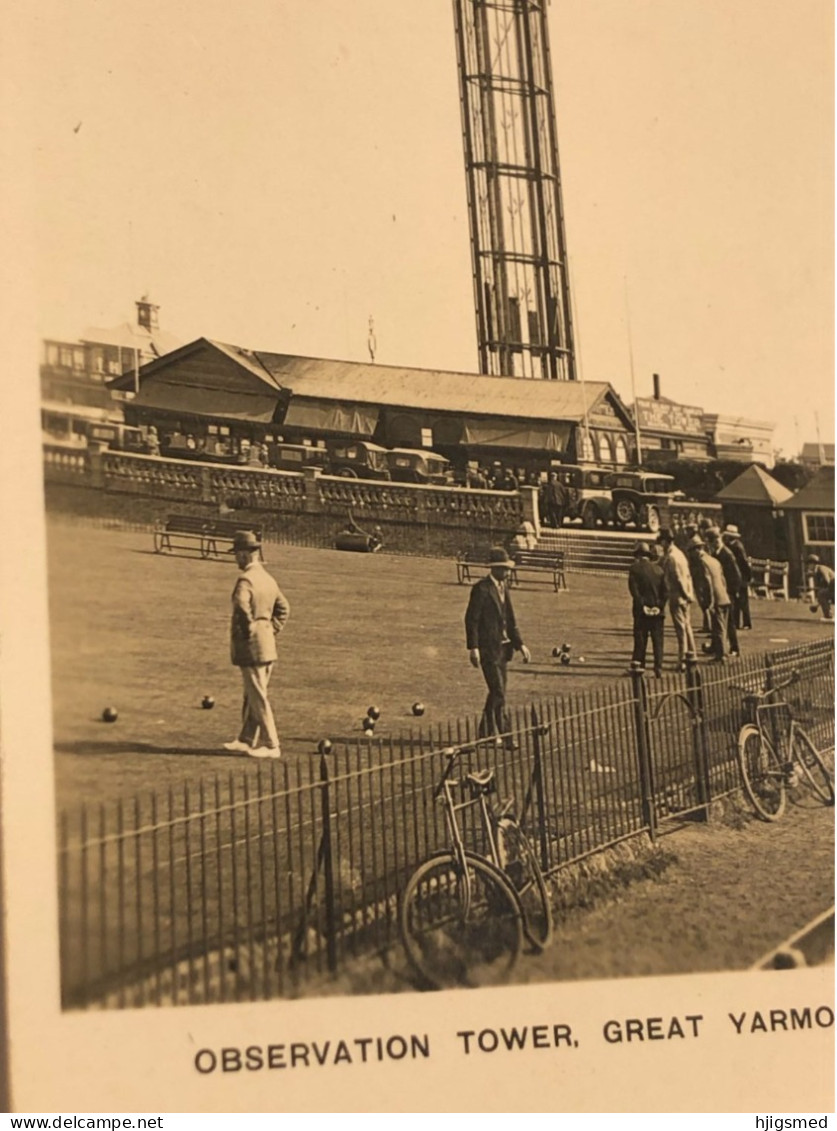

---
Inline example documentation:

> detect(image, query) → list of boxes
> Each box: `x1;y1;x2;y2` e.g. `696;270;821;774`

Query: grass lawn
48;517;833;811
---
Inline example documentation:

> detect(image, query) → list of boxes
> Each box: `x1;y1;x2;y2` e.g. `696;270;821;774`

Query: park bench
455;547;500;585
153;515;264;560
510;548;567;592
749;557;789;601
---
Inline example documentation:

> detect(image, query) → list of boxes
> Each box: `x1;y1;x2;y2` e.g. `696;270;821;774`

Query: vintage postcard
0;0;833;1115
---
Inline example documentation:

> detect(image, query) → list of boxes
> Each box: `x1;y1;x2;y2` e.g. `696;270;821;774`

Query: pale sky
32;0;834;457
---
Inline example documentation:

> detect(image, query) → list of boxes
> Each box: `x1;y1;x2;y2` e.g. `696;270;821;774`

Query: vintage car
265;442;328;473
551;463;613;528
325;439;391;480
608;471;676;533
384;448;452;485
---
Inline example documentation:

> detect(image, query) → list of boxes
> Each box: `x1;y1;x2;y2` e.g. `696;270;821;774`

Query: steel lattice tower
453;0;576;380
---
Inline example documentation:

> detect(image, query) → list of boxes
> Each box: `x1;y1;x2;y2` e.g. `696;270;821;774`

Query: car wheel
615;499;635;525
337;468;358;478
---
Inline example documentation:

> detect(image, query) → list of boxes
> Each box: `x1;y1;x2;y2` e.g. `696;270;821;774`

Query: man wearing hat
465;547;531;743
722;524;753;630
224;530;291;758
627;542;666;677
687;535;731;662
656;529;696;671
706;528;743;656
806;554;835;621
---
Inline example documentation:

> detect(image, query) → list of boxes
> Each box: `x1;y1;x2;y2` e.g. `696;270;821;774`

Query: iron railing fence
58;639;834;1009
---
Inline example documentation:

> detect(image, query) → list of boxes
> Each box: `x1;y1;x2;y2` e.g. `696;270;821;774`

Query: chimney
652;372;661;401
136;295;159;333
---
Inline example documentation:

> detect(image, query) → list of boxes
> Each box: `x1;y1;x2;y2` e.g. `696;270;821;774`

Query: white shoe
222;739;251;753
248;745;282;759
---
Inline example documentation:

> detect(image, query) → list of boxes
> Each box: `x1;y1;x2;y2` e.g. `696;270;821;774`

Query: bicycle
399;743;553;990
736;670;834;822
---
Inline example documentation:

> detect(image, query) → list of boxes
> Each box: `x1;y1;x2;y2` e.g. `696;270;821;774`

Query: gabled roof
109;337;284;393
714;463;793;506
783;466;835;511
253;348;634;426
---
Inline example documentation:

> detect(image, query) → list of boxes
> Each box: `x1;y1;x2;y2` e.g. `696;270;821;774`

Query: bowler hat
656;528;673;544
488;546;516;568
634;541;652;557
687;534;705;550
229;529;262;553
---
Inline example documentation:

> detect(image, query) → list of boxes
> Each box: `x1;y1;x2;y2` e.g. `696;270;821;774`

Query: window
597;434;614;464
420;428;433;448
804;513;835;544
219;426;230;436
579;432;595;462
59;347;74;368
614;436;628;465
73;348;85;370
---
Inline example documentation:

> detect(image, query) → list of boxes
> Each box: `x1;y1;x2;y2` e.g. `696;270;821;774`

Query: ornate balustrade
43;444;89;476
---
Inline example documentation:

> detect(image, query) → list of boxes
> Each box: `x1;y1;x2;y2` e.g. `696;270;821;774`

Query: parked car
384;448;452;484
87;422;147;453
551;463;613;528
608;471;676;533
325;439;391;480
265;442;328;473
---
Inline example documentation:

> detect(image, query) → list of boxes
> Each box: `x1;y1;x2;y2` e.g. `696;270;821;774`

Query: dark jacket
724;534;752;584
628;558;666;616
712;543;743;599
465;576;524;662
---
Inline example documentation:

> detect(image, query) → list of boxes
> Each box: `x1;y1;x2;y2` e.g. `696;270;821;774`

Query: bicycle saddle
464;768;496;793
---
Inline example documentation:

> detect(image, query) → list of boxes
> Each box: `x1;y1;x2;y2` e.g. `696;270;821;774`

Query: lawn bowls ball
102;706;118;723
559;653;571;666
561;642;571;652
578;656;586;664
363;727;375;738
317;739;333;756
362;716;376;731
412;702;425;717
201;695;215;710
810;605;819;614
551;646;561;658
367;706;381;720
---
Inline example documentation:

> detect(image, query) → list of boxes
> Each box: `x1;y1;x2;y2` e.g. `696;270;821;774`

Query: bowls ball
102;706;118;723
411;702;425;717
317;738;333;756
201;695;215;710
367;705;381;720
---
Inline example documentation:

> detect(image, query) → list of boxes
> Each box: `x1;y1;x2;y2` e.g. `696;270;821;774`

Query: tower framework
453;0;576;380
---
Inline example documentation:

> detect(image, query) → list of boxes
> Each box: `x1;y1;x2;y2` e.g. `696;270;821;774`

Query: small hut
781;467;835;592
714;464;793;560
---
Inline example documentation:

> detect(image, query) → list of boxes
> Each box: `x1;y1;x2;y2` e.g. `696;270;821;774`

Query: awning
462;419;571;452
134;379;280;423
282;399;379;437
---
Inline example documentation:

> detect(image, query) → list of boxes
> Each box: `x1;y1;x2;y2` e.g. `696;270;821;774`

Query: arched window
597;434;614;465
614;435;628;465
579;431;596;462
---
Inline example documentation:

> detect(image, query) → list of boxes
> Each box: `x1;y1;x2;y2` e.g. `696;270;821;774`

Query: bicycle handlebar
733;669;800;699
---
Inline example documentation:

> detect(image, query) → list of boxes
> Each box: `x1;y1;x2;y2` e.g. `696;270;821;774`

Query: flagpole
624;278;643;467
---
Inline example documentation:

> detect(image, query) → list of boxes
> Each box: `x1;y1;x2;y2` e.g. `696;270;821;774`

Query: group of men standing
628;523;753;675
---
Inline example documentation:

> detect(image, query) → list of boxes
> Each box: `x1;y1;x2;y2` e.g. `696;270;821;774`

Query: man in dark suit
627;541;666;677
465;547;531;742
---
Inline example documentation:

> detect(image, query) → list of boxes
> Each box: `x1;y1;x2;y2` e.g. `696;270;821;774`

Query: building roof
254;348;628;423
800;442;835;464
113;338;636;430
783;466;835;512
714;463;793;506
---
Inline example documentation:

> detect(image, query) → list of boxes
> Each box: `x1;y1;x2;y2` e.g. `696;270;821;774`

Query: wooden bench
455;547;495;584
511;548;567;592
749;557;790;601
153;515;264;560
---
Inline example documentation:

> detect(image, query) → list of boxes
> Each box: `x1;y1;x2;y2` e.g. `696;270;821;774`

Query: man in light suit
223;530;290;758
465;547;531;744
687;535;731;663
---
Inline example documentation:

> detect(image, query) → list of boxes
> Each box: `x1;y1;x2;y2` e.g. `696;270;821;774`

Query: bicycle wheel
738;724;786;821
400;851;523;990
791;727;835;806
497;818;553;952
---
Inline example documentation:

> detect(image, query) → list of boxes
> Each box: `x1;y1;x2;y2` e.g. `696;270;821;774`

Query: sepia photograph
1;0;834;1114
